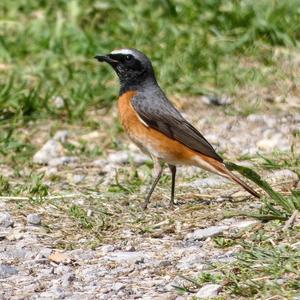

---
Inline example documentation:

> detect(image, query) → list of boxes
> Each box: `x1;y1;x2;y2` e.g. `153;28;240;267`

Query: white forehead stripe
110;49;135;55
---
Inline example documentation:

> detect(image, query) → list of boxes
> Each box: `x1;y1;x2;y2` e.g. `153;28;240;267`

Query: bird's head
95;48;156;92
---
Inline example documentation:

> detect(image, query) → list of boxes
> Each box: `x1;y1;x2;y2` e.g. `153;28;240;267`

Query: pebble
55;265;72;275
61;272;75;287
6;229;25;241
220;218;259;230
53;130;69;143
0;212;14;228
201;95;232;106
112;282;125;292
45;166;58;176
93;159;107;167
80;131;101;141
107;251;149;264
0;264;18;279
27;214;42;225
107;150;149;165
247;114;277;127
181;176;228;189
98;244;115;254
176;254;207;271
52;96;65;109
195;284;222;298
38;287;65;299
185;225;229;241
257;135;290;151
229;219;259;230
107;151;129;164
72;174;85;184
268;169;298;183
37;248;53;259
33;139;64;164
48;156;78;166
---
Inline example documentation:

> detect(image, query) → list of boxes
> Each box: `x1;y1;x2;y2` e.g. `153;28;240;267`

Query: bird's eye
125;55;132;61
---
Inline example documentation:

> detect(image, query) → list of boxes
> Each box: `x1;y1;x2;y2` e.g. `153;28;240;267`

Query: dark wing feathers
132;93;223;162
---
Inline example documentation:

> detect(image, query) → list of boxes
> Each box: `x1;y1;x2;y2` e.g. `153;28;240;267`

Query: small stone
159;260;172;267
201;95;232;106
53;130;69;143
52;96;65;109
229;219;259;230
113;282;125;292
48;251;70;264
0;212;13;228
268;169;298;183
102;163;119;174
107;150;149;165
195;284;222;298
247;114;277;127
72;174;85;184
39;287;65;299
185;226;229;241
130;152;150;165
107;251;149;264
0;264;18;279
61;272;75;287
80;131;101;141
176;254;207;271
93;159;107;167
45;167;58;176
257;135;290;152
6;229;24;241
108;151;129;164
27;213;41;225
98;244;115;254
33;139;64;164
48;156;78;166
55;265;72;275
181;176;228;189
37;248;53;259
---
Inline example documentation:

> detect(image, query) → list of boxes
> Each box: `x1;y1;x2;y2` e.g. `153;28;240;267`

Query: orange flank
119;91;223;171
118;91;203;166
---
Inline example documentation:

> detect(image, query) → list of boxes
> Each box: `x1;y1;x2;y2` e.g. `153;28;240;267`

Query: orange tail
197;154;260;198
226;172;260;198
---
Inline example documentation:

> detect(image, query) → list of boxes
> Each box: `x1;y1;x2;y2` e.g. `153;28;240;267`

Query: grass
227;156;300;221
222;242;300;298
1;0;300;125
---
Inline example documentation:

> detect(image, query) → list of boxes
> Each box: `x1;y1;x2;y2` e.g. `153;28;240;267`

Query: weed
69;204;94;229
0;176;10;195
213;237;236;248
227;161;300;221
222;242;300;298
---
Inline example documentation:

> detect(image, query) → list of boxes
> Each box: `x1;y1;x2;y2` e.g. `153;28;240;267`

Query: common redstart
95;48;260;209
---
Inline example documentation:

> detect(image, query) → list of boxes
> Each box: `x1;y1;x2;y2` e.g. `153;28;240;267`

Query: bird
95;48;260;209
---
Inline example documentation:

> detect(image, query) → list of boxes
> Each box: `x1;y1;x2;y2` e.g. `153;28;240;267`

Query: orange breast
118;91;201;166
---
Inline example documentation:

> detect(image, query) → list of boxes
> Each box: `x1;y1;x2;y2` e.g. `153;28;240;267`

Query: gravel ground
0;109;299;299
0;212;259;300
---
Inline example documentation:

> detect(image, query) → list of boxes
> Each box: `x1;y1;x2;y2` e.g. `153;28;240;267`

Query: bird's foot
141;200;149;210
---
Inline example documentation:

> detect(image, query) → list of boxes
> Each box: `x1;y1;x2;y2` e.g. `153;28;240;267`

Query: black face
95;49;156;93
95;53;144;79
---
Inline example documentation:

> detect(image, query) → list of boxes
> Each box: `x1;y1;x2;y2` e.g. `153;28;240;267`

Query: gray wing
132;92;223;162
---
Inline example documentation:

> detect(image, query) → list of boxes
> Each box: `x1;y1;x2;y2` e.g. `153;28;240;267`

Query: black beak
94;55;118;64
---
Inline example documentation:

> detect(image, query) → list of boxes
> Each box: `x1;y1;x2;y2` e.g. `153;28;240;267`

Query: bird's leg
142;159;163;210
168;164;177;207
